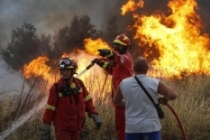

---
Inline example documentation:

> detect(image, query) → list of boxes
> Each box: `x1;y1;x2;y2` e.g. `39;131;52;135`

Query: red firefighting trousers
115;106;125;140
55;127;79;140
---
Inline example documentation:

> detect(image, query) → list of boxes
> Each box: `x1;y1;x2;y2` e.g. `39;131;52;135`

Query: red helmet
113;34;130;47
58;57;78;70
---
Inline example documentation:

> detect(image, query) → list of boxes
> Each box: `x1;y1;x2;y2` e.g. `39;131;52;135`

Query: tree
2;22;52;70
52;15;102;58
102;16;119;45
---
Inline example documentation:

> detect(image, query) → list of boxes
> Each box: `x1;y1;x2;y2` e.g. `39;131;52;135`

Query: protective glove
40;124;51;140
91;58;109;69
158;96;169;105
98;49;114;59
90;114;102;130
91;58;100;64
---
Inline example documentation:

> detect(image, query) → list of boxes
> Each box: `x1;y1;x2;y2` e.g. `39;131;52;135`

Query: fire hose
76;58;109;77
165;102;188;140
76;61;95;77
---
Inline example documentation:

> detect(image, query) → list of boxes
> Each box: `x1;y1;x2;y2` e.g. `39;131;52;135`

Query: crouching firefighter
41;57;102;140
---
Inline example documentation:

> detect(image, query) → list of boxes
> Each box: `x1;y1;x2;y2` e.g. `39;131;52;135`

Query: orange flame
23;56;51;80
84;38;111;56
22;51;96;81
122;0;210;78
22;50;109;100
23;37;111;83
121;0;144;15
61;52;69;58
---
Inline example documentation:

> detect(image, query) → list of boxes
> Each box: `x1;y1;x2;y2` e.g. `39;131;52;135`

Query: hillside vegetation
0;74;210;140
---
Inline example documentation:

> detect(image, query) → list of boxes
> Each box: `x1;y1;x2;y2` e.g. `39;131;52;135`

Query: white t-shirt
119;74;162;133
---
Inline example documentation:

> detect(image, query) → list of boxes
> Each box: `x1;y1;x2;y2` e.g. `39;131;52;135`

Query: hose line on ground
166;103;188;140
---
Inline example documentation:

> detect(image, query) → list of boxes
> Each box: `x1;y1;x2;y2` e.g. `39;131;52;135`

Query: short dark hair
133;56;149;73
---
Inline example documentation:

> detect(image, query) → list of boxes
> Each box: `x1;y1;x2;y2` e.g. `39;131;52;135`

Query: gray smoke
0;0;210;49
0;0;124;97
0;0;122;48
0;59;30;99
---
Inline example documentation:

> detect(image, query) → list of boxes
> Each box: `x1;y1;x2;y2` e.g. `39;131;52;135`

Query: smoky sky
0;0;210;49
0;0;122;48
0;59;30;98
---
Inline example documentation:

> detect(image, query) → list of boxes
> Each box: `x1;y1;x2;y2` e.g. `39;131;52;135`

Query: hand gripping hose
76;58;109;77
166;102;188;140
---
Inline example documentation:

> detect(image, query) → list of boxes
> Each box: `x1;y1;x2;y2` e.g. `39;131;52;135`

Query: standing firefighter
93;34;134;140
41;57;102;140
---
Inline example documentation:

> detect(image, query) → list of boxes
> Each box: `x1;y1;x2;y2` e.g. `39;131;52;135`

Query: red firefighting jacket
106;51;134;98
42;77;98;130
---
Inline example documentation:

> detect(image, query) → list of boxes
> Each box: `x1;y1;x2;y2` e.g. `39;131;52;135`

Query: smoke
0;0;123;98
0;0;123;48
0;0;210;49
0;59;30;99
196;0;210;33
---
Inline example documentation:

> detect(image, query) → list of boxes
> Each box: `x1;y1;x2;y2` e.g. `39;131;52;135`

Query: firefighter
93;34;134;140
41;57;102;140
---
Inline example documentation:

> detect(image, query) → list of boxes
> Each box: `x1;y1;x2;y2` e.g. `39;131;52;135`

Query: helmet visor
59;58;72;68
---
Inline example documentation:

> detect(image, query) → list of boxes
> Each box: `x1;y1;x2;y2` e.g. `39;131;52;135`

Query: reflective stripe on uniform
120;55;125;64
102;62;108;69
107;51;113;58
46;104;56;111
114;40;127;46
70;82;76;88
58;92;63;97
85;94;91;102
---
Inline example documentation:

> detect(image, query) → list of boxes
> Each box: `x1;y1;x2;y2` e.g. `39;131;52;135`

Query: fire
23;56;51;80
22;51;99;81
22;50;109;100
121;0;210;78
84;38;111;56
121;0;144;15
61;52;69;58
72;50;102;79
23;0;210;99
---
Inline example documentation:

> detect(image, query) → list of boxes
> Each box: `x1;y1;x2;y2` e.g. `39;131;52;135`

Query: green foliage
2;22;52;71
1;14;138;71
1;15;118;71
102;16;119;46
52;15;102;59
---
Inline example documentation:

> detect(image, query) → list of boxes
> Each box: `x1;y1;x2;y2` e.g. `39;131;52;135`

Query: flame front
84;38;111;56
122;0;210;78
23;56;51;80
22;50;109;100
22;38;111;89
21;0;210;99
121;0;144;15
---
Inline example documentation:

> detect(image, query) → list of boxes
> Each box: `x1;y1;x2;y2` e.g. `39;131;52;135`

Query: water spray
0;98;47;140
0;59;103;139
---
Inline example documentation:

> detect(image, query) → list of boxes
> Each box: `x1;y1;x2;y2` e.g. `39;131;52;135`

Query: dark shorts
126;131;161;140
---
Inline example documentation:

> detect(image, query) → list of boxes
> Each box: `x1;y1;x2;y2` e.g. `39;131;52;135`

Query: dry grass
161;74;210;140
1;73;210;140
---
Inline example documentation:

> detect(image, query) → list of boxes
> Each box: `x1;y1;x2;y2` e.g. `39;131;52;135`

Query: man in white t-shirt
113;56;177;140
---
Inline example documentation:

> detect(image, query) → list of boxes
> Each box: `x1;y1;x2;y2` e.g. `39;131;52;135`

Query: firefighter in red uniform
93;34;134;140
41;57;102;140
